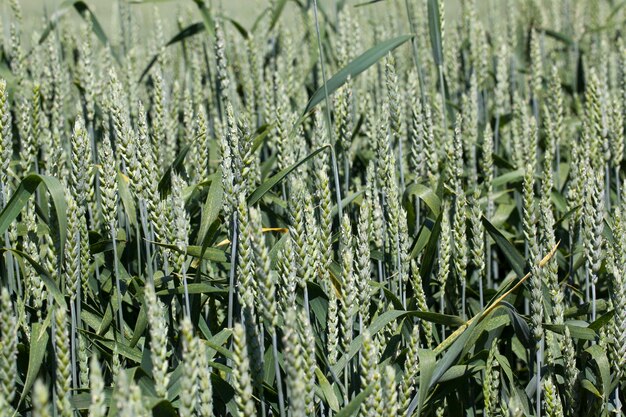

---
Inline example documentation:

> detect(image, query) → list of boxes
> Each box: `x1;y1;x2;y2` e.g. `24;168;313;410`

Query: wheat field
0;0;624;416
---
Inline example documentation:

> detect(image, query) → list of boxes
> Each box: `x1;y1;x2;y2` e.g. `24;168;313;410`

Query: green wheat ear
32;380;51;417
88;355;106;417
54;304;72;417
2;1;626;415
483;340;501;417
179;317;199;416
145;282;170;398
232;323;255;417
0;288;17;407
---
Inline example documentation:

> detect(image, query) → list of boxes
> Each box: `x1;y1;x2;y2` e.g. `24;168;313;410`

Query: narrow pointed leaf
304;35;413;113
404;183;441;216
34;1;120;64
197;176;223;246
139;22;206;82
18;321;50;404
269;0;289;31
482;216;525;277
334;384;373;417
248;145;329;205
158;145;191;195
0;174;67;263
427;0;443;65
315;367;340;412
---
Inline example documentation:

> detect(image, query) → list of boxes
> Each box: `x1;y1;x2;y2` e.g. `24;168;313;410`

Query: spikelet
452;186;468;316
298;312;317;415
420;96;439;184
561;326;579;414
409;72;425;179
22;204;43;317
368;358;384;417
196;106;211;178
290;180;312;284
239;119;260;193
0;288;17;406
0;80;13;202
566;139;585;221
69;117;91;207
481;123;495;219
116;371;149;417
584;69;607;170
244;35;260;120
220;102;241;221
78;17;95;123
383;366;398;416
340;214;356;352
232;323;255;417
524;150;543;343
26;84;41;172
144;282;170;398
241;305;264;399
170;173;190;274
410;260;433;347
469;188;485;305
335;77;353;155
15;92;32;174
65;190;90;299
249;206;277;329
539;120;563;324
316;167;334;271
608;239;626;378
151;68;166;167
462;76;479;185
529;29;543;103
215;20;230;99
545;65;563;173
355;201;372;324
483;340;501;417
311;108;330;174
277;237;298;310
360;330;380;417
494;41;509;118
437;201;451;314
54;304;72;417
582;163;604;318
108;69;132;173
182;90;196;151
376;107;402;270
98;134;118;229
385;54;402;147
544;376;564;417
399;324;420;414
166;79;181;163
237;195;257;309
474;23;489;91
282;308;306;417
64;194;81;302
88;355;107;417
190;36;205;111
179;317;199;416
32;380;51;417
366;162;385;251
197;336;214;417
185;95;203;182
444;30;461;95
303;190;322;285
327;284;340;366
610;92;624;169
8;0;24;83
